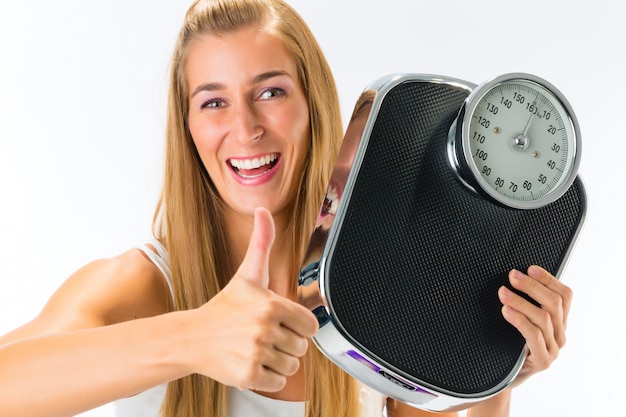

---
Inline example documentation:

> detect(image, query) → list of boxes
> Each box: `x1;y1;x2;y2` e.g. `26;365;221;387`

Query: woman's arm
386;399;459;417
385;389;510;417
0;208;318;417
466;389;511;417
0;306;193;417
0;252;187;417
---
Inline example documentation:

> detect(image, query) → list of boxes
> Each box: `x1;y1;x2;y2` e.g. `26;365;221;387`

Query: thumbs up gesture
233;206;276;289
187;208;319;392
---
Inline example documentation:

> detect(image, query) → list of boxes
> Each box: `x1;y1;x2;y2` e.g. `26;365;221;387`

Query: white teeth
325;183;339;215
230;153;277;170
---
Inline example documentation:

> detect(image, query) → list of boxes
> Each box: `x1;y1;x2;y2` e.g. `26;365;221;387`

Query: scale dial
450;73;581;209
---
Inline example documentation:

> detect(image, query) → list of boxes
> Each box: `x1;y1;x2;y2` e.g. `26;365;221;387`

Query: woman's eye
259;88;285;100
201;99;225;109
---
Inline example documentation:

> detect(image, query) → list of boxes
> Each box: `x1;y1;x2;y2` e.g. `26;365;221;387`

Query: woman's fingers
499;295;556;371
506;266;571;347
498;265;574;385
247;319;309;376
192;274;317;392
526;265;573;329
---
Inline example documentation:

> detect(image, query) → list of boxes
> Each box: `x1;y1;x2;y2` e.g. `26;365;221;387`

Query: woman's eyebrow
190;82;224;99
190;70;292;99
251;70;290;85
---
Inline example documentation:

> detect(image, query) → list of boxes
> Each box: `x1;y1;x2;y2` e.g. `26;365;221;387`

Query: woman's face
185;27;310;218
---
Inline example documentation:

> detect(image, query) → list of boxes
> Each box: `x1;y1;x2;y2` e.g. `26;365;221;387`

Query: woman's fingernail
499;286;513;299
510;269;523;280
527;265;541;278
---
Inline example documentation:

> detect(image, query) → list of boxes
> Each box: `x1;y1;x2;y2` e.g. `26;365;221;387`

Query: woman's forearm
466;389;511;417
0;311;191;417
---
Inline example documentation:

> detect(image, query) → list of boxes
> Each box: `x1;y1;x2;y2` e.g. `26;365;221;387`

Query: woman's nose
231;101;264;144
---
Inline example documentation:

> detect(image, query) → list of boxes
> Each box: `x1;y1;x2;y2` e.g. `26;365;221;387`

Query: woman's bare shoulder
90;247;174;325
0;248;172;345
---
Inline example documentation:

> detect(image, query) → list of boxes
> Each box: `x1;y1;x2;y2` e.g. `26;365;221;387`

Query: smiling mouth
229;153;279;178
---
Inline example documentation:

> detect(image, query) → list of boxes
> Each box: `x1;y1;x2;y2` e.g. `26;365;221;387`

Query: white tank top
115;240;386;417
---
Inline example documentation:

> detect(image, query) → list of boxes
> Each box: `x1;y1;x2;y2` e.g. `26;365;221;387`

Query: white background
0;1;623;416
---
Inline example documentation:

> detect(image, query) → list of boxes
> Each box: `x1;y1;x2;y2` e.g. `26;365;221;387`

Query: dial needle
523;91;542;137
513;111;535;151
522;112;534;137
513;94;539;151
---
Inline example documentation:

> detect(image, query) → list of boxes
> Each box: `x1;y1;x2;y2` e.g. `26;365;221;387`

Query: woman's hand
498;265;573;388
186;208;319;392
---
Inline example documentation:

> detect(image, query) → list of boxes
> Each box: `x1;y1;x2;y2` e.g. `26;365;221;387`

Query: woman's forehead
184;29;299;90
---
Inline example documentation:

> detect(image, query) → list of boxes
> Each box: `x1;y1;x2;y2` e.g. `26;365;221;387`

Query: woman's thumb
233;207;275;288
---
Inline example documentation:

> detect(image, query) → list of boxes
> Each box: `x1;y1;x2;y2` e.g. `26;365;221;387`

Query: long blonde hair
152;0;359;415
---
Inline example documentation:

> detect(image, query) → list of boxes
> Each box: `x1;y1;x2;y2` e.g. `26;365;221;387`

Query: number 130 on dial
449;73;581;209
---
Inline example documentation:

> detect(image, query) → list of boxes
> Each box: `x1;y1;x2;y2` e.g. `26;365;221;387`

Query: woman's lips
228;153;281;184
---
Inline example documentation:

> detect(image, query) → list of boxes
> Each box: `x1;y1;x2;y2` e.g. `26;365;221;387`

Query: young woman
0;1;572;416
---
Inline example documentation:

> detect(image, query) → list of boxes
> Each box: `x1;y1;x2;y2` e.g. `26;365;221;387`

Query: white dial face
463;76;578;208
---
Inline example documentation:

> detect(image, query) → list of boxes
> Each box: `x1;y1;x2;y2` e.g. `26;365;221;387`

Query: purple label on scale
346;350;437;397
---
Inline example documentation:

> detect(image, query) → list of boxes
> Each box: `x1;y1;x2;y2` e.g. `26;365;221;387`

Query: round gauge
449;73;581;209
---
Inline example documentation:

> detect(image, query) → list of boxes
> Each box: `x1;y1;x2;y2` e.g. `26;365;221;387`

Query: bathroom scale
298;73;586;411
